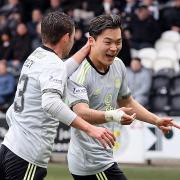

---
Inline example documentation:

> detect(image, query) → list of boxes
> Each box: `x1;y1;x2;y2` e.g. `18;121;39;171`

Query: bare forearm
70;116;91;132
119;96;159;125
73;106;105;124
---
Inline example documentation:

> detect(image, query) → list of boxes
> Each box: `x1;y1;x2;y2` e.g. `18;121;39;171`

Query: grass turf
46;163;180;180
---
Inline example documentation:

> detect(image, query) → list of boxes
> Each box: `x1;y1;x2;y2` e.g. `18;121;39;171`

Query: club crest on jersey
49;75;62;84
73;87;86;94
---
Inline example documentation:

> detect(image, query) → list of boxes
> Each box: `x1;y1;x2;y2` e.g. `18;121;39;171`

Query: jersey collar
41;45;58;56
86;56;110;75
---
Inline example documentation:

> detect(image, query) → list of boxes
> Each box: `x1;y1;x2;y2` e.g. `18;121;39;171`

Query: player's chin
105;55;115;64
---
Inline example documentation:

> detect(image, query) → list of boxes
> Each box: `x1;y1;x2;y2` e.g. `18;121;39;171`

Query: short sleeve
67;77;89;108
39;63;67;97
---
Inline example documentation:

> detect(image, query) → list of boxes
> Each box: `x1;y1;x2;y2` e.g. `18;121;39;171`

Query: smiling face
90;27;122;68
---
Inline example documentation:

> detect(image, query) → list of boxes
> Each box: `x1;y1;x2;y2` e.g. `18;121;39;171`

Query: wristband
105;109;125;123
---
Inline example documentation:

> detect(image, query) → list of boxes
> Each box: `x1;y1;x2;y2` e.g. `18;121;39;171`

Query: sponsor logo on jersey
49;76;62;84
73;87;86;94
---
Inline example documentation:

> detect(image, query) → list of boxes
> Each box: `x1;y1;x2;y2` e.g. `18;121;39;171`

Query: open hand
156;117;180;133
86;125;116;149
119;107;136;125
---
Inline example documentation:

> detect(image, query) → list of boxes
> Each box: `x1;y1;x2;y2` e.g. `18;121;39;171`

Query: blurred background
0;0;180;179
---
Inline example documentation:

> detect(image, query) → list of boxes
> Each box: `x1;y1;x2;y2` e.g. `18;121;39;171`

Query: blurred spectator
0;61;15;108
20;0;49;22
0;0;23;17
7;11;22;36
73;1;95;22
126;4;160;49
31;22;42;50
127;57;152;106
160;0;180;32
123;0;139;16
0;15;7;33
141;0;160;20
0;30;12;60
121;0;139;31
79;0;104;16
102;0;120;15
27;8;42;39
6;23;32;73
45;0;63;14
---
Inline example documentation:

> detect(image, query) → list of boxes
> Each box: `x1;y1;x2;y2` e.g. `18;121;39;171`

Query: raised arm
65;41;90;77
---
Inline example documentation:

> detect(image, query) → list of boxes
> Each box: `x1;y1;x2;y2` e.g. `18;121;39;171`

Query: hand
171;121;180;129
80;40;91;55
156;117;176;134
119;107;136;125
71;40;90;64
104;107;136;125
86;125;116;149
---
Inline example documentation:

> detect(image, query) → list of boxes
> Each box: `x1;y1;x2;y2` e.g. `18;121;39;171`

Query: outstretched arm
118;96;179;133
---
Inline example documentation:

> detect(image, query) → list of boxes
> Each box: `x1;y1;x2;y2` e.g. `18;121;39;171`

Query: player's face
92;28;122;66
62;28;75;58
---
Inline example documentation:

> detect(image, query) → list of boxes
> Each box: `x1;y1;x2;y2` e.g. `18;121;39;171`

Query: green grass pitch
46;163;180;180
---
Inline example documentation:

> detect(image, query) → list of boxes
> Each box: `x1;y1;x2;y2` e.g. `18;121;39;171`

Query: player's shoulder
79;58;91;68
74;58;91;74
70;58;91;84
32;47;64;68
112;57;127;72
29;47;48;60
114;57;124;64
113;57;125;67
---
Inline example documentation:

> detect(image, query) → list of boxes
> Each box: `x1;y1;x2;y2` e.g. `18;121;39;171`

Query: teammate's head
41;11;75;58
88;14;122;67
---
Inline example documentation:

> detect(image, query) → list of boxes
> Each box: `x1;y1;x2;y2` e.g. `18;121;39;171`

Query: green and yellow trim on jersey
23;163;37;180
96;172;108;180
76;61;91;85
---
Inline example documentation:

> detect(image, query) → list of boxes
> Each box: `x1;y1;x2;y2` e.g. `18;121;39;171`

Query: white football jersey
3;46;76;168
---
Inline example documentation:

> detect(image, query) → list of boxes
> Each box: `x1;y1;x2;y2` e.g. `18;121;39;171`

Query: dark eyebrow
104;37;122;41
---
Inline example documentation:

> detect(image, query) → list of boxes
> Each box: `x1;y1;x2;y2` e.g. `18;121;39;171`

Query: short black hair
138;3;148;10
41;11;74;45
89;14;122;39
132;57;141;62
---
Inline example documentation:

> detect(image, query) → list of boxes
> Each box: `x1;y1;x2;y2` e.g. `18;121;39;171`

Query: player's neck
89;53;109;73
43;43;63;59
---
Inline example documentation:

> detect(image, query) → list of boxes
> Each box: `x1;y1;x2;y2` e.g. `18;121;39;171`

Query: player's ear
88;36;95;46
62;33;70;43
